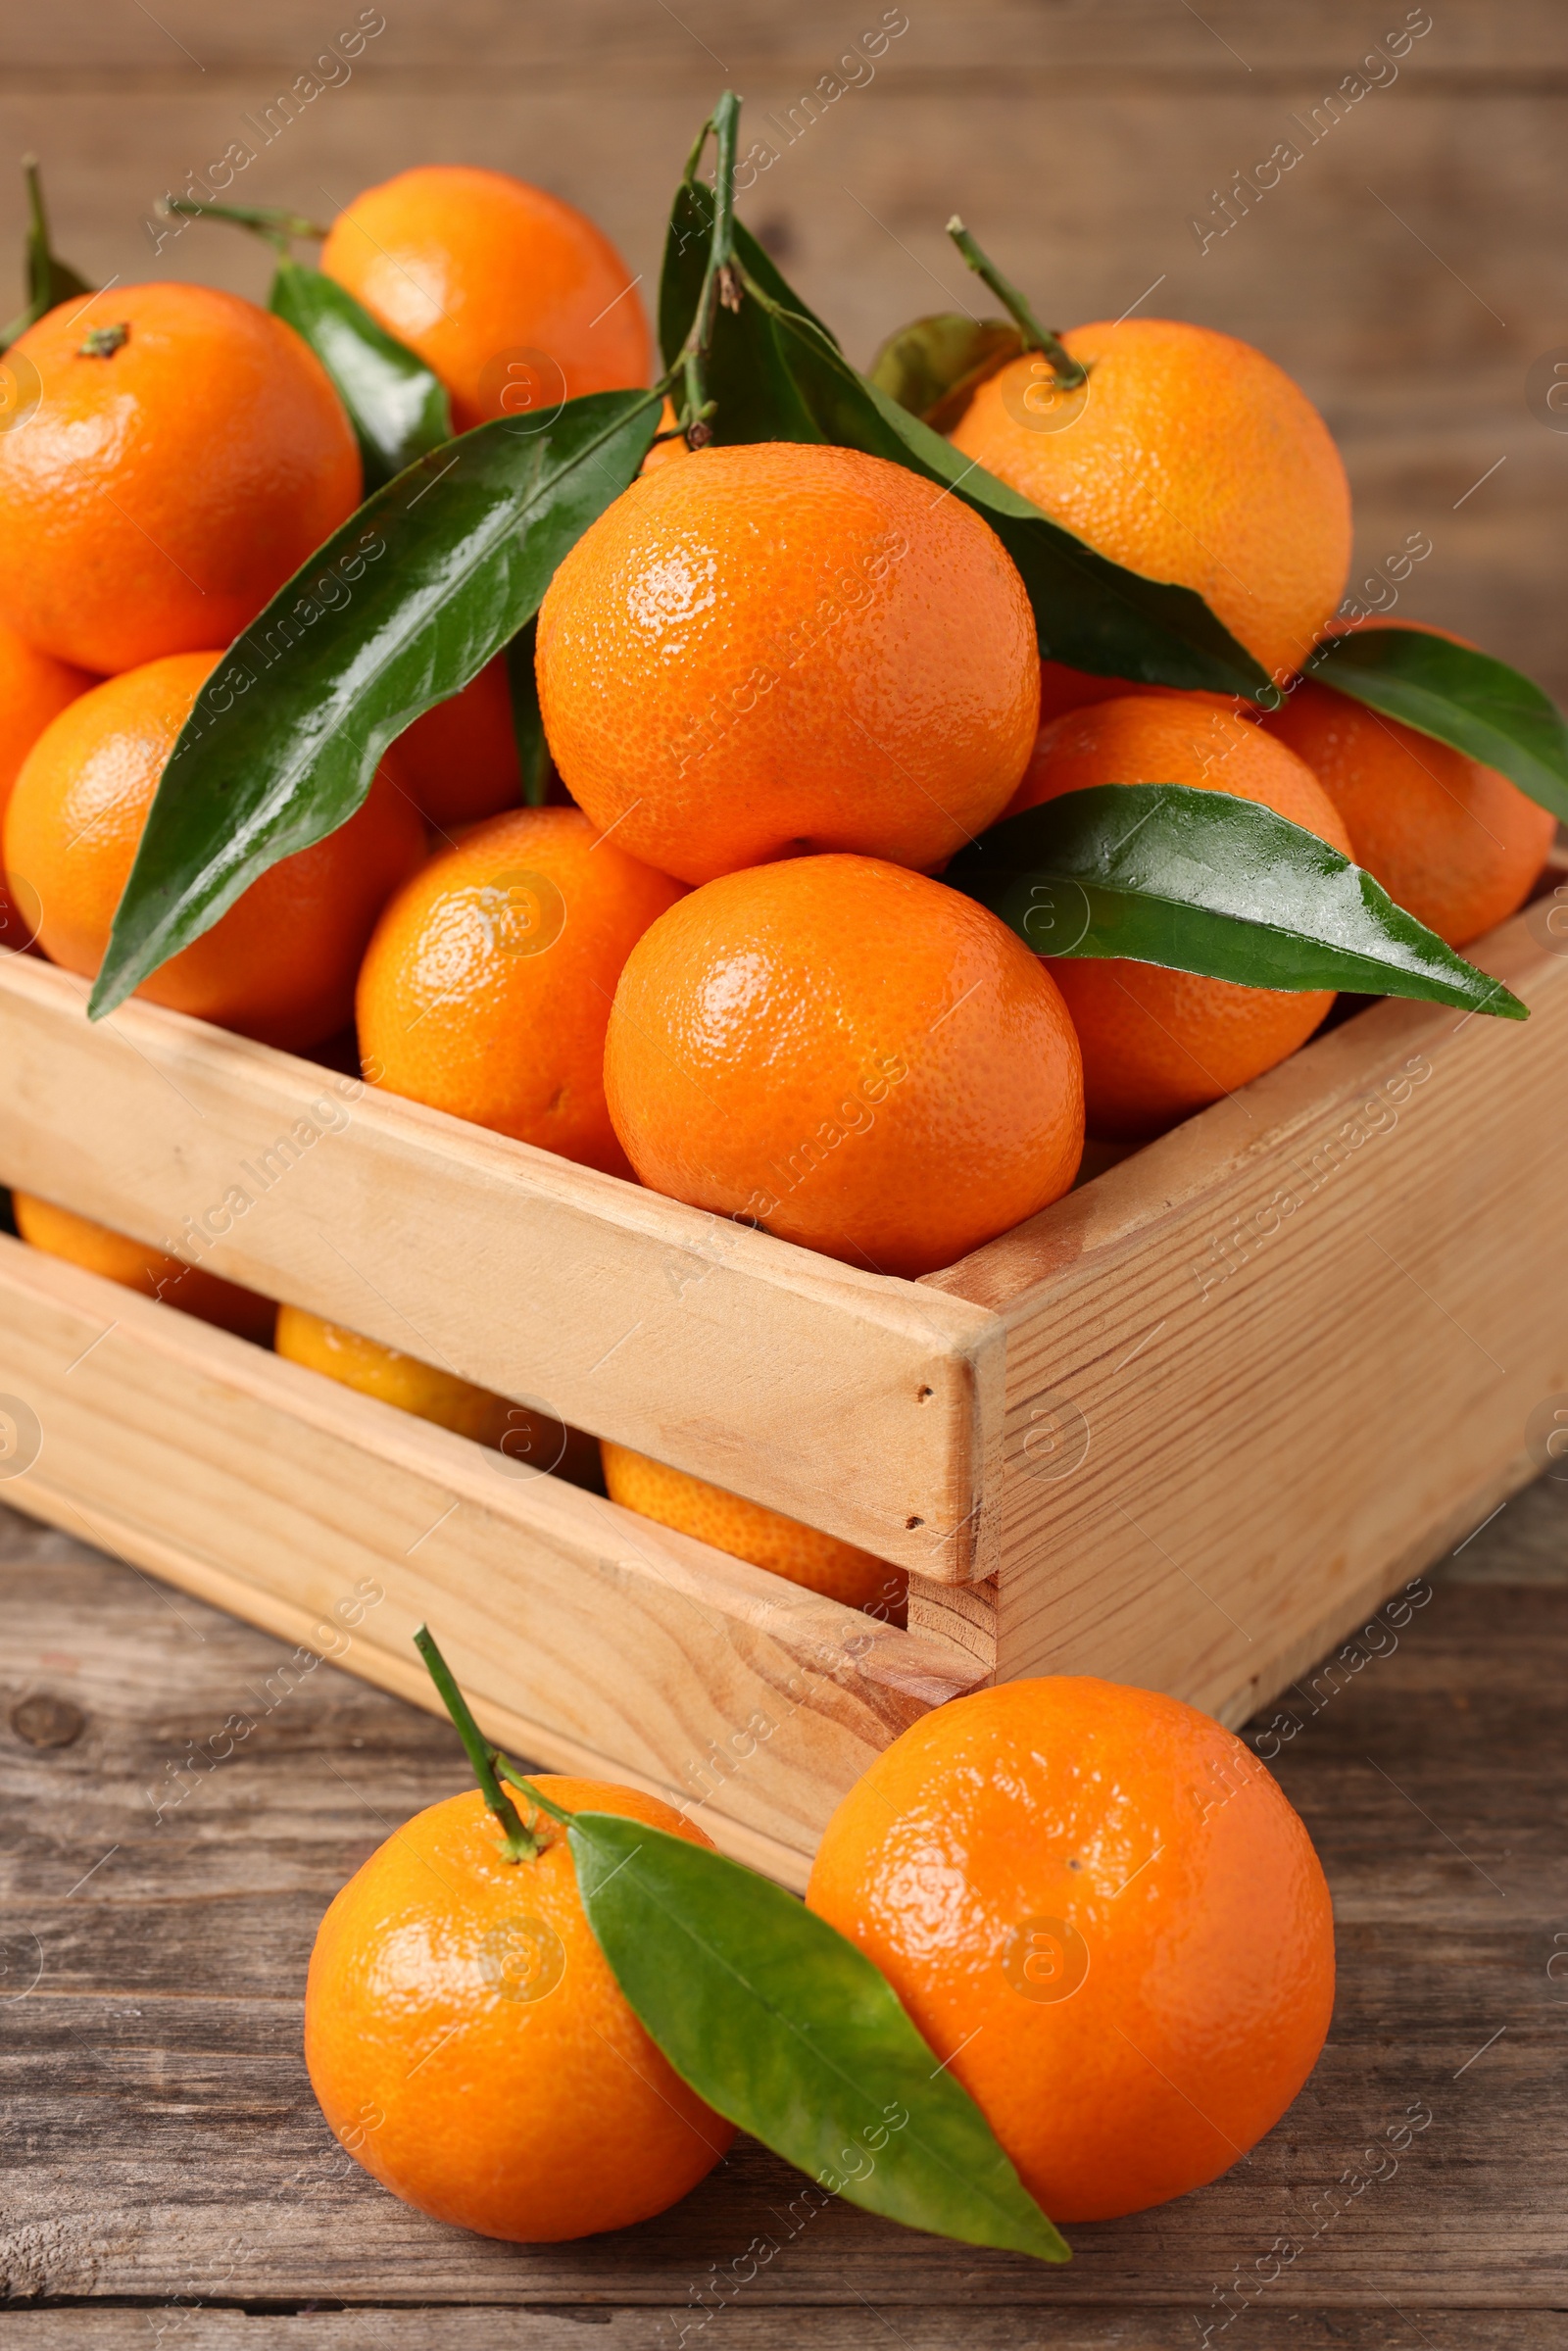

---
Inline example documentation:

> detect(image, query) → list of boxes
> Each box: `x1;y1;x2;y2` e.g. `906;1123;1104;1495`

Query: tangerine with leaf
0;283;362;674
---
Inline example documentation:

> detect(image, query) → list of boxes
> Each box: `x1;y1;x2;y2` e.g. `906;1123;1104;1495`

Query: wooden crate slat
0;955;1004;1581
0;1238;988;1889
928;900;1568;1717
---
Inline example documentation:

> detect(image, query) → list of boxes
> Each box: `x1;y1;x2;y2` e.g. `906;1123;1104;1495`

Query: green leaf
658;179;838;373
1307;625;1568;825
89;389;661;1019
658;180;827;442
269;255;451;490
2;157;92;349
568;1811;1070;2263
505;616;551;808
946;784;1527;1017
658;183;1268;701
867;312;1023;428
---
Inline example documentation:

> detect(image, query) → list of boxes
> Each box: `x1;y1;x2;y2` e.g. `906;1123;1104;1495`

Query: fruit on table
604;854;1084;1278
387;656;523;830
535;440;1040;884
807;1676;1335;2223
319;165;652;434
0;617;93;954
275;1303;599;1488
0;283;361;674
357;804;685;1177
1010;693;1354;1141
13;1192;275;1344
601;1441;906;1620
949;318;1351;685
305;1778;734;2241
4;652;425;1052
1264;625;1556;949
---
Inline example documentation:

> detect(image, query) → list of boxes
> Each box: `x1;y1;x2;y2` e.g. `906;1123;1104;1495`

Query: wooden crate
1;882;1564;1888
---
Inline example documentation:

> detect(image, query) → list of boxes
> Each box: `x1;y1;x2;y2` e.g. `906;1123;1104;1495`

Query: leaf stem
495;1756;579;1830
23;156;51;261
676;88;743;445
414;1624;543;1861
162;197;330;255
946;218;1087;390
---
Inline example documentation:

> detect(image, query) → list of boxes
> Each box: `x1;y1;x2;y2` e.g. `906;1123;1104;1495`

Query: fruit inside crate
1;104;1565;1898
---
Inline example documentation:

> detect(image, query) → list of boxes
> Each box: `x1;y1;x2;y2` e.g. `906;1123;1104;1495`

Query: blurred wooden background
2;1;1565;695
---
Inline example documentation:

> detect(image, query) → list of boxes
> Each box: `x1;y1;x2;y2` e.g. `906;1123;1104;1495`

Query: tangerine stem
676;87;743;445
496;1756;578;1830
945;218;1087;390
414;1624;542;1862
162;197;330;254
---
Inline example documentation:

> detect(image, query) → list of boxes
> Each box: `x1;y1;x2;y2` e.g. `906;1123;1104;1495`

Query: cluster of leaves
19;100;1550;1025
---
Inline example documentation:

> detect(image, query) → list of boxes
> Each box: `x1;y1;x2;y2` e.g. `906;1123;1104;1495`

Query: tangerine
1264;626;1555;948
601;1442;906;1620
0;283;361;674
1035;659;1248;730
1009;693;1353;1140
536;440;1039;884
356;805;684;1176
950;319;1351;684
604;855;1084;1278
319;166;651;434
388;656;523;829
0;618;93;953
305;1778;733;2241
275;1303;600;1487
4;652;426;1051
13;1192;275;1344
807;1677;1335;2222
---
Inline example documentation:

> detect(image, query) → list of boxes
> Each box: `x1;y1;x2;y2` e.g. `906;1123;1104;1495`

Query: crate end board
0;1236;988;1887
0;953;1002;1582
945;890;1568;1707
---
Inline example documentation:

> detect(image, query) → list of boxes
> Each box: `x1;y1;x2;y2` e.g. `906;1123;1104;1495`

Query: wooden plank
0;2309;1557;2349
930;894;1568;1716
0;1237;986;1889
0;955;1003;1580
1;1514;1561;2319
4;4;1566;725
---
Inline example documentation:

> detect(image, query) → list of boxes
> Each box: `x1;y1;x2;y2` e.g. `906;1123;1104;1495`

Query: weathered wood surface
1;1488;1563;2346
1;1;1564;699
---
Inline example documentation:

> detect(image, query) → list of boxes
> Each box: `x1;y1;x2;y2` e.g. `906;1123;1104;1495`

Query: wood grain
0;1498;1562;2334
1;0;1563;701
0;955;1002;1581
0;1234;988;1888
928;887;1568;1722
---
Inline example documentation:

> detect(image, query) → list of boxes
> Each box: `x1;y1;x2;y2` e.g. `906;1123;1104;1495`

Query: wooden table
1;1481;1564;2349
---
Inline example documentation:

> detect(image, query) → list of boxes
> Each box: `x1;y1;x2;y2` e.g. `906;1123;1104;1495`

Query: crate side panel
982;907;1568;1717
0;1240;986;1883
0;957;1001;1579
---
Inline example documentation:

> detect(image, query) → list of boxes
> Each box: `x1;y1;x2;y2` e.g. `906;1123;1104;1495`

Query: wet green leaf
947;783;1527;1017
2;157;91;349
89;389;661;1018
269;256;452;489
1307;625;1568;824
568;1811;1071;2262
